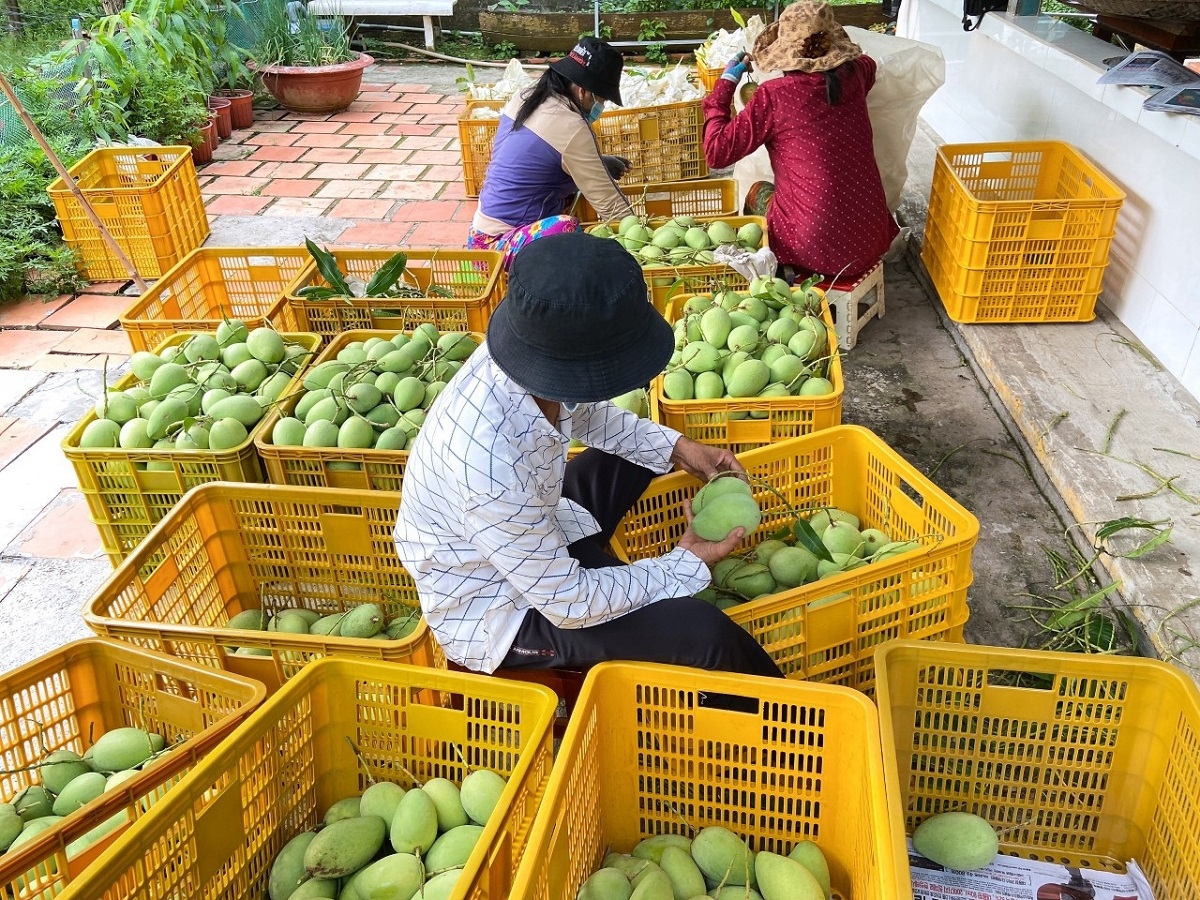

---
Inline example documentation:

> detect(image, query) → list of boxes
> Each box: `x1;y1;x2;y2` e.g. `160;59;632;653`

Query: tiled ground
201;82;472;247
0;74;475;654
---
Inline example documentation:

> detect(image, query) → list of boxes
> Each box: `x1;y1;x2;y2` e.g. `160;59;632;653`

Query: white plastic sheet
729;26;945;213
466;61;705;109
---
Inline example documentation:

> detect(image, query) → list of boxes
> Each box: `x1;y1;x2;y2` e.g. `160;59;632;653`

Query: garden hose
376;41;548;68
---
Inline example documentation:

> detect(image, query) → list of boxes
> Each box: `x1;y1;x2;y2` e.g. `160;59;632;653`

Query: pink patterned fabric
467;215;581;269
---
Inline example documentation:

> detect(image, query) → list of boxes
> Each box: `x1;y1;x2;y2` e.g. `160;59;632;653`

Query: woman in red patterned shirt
702;1;898;283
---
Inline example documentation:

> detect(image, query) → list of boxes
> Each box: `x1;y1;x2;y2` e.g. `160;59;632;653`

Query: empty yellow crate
48;146;210;281
57;659;558;900
61;331;320;567
83;481;442;693
257;329;482;491
923;141;1124;324
649;291;843;451
284;248;505;346
509;661;909;900
119;247;309;353
875;640;1200;897
613;427;978;690
0;639;264;900
571;178;739;224
923;218;1110;323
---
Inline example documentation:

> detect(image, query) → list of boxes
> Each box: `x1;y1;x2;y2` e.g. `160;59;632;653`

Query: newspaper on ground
907;840;1156;900
1098;49;1200;116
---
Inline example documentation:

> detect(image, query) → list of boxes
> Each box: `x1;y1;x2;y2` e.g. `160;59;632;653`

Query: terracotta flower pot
252;52;374;114
214;88;254;129
192;118;217;164
207;96;233;140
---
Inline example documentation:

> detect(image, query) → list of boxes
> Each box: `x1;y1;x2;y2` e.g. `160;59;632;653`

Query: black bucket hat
548;36;625;106
487;233;671;404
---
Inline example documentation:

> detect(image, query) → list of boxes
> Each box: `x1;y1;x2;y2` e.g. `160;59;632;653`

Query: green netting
226;0;266;50
0;59;78;148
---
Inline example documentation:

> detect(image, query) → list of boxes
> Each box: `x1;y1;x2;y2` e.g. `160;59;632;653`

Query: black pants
500;449;784;679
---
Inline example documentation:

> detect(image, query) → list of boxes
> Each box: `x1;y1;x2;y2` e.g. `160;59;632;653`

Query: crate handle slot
697;690;760;715
987;668;1055;690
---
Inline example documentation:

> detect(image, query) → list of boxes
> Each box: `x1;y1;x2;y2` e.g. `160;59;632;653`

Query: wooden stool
448;662;585;739
816;260;885;351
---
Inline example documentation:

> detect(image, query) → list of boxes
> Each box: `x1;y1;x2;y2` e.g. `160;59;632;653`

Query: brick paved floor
200;82;472;247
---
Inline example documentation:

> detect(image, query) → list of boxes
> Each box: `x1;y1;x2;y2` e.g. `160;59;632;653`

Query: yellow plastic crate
457;99;708;199
57;659;558;900
922;141;1124;323
284;248;505;346
510;661;909;900
695;59;724;92
48;147;210;281
649;291;843;451
593;99;709;185
83;481;443;692
119;247;309;353
257;329;482;491
459;100;504;198
570;178;739;224
61;331;321;567
0;639;264;900
875;640;1200;896
923;218;1110;323
612;427;978;690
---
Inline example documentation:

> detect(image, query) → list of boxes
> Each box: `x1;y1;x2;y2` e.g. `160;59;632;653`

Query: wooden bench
306;0;454;50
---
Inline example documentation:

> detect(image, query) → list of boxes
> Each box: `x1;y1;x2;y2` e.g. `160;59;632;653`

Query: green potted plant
249;0;374;114
127;65;212;157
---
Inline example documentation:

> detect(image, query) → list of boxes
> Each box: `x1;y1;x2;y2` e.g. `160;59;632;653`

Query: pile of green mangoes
661;279;834;404
0;727;170;863
699;499;921;608
224;604;422;654
268;768;510;900
585;215;764;270
78;321;313;456
268;329;478;454
577;827;832;900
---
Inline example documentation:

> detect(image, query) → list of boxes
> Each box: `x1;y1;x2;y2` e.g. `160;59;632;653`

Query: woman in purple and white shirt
467;37;635;268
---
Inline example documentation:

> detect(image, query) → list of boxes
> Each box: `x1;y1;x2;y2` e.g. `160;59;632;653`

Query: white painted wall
900;0;1200;401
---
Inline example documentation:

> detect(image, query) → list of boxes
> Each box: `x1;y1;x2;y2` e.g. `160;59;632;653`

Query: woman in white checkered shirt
393;233;783;679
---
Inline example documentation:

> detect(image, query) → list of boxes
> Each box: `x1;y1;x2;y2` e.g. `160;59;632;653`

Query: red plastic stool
448;662;585;739
816;260;885;350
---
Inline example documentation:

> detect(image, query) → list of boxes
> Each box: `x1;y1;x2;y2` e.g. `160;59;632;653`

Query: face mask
587;100;604;123
562;401;581;414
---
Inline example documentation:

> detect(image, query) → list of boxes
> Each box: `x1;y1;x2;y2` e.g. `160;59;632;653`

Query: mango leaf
793;518;833;562
365;251;410;297
730;7;746;27
1046;582;1119;631
1095;516;1169;540
304;237;352;296
295;286;339;300
1086;614;1119;652
1123;526;1173;559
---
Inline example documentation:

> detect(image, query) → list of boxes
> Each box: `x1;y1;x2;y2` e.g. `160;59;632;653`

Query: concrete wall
899;0;1200;402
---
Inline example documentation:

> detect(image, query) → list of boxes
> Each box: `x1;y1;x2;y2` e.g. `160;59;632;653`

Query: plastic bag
611;64;705;110
696;16;768;69
713;244;778;282
731;27;945;212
